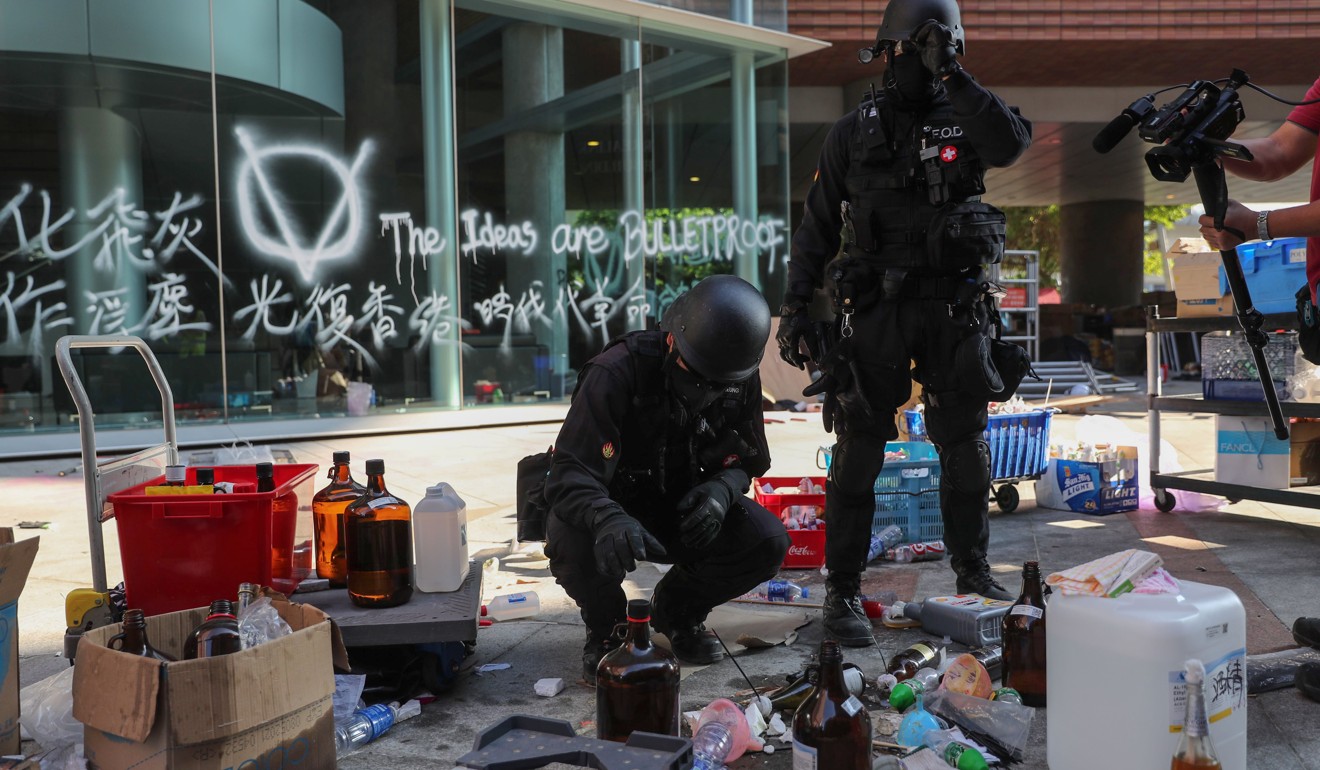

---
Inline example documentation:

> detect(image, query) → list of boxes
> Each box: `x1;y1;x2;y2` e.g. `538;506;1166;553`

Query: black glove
678;469;748;549
914;20;960;78
593;510;666;579
776;300;813;369
802;344;874;435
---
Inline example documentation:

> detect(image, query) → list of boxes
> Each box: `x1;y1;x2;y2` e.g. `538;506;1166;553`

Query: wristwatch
1257;210;1272;242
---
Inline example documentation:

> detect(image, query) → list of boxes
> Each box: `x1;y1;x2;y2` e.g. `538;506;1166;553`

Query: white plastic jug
412;482;469;592
1047;580;1247;770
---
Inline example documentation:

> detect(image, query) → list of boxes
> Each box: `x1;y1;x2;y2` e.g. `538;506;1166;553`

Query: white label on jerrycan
1167;646;1247;732
414;482;470;592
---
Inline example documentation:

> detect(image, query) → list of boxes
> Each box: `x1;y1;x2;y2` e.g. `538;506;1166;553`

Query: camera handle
1193;160;1289;440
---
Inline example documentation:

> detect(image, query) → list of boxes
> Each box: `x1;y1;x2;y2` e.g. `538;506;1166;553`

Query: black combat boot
651;592;725;665
1293;617;1320;649
953;557;1015;601
582;626;621;686
822;572;874;647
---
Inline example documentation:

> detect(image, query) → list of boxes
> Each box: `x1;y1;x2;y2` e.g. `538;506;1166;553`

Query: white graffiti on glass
407;292;468;354
379;212;447;303
459;210;537;259
235;127;372;283
302;284;377;370
233;276;299;340
0;273;72;357
473;283;551;351
82;274;213;341
0;185;222;280
560;275;648;350
353;282;403;349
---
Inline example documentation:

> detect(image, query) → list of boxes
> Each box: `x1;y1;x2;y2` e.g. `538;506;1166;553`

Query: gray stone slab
299;566;481;646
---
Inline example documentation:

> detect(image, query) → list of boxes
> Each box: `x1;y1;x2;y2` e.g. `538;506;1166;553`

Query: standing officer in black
777;0;1032;646
545;275;789;683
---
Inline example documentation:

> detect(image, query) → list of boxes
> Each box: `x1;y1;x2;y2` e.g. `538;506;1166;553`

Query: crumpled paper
1045;549;1172;597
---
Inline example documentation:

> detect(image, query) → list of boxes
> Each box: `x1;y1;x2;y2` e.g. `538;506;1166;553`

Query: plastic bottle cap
366;459;385;475
332;450;350;463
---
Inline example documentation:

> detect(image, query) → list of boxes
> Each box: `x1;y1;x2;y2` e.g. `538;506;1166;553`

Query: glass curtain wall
0;0;789;442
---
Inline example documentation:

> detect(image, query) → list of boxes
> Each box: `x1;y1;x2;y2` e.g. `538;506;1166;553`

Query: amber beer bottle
792;639;872;769
885;640;942;682
595;599;680;742
345;459;415;608
107;609;175;662
312;451;364;587
1171;658;1223;770
183;600;243;659
1002;561;1048;707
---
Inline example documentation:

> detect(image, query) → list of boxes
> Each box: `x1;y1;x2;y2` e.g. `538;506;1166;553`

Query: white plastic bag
20;666;81;750
238;596;293;649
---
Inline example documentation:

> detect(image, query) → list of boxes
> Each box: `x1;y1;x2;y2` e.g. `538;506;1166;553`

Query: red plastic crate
107;463;318;616
754;476;827;568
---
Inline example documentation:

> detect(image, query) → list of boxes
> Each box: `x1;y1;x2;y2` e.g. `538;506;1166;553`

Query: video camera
1093;69;1253;182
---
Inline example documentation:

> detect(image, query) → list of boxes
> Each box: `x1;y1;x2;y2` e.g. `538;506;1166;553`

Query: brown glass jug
1002;560;1048;707
791;639;872;769
885;640;943;682
184;600;243;659
345;459;414;608
595;598;680;742
107;609;175;662
312;451;364;587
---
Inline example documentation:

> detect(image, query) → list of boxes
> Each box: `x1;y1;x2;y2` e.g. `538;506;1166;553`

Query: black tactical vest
845;91;988;269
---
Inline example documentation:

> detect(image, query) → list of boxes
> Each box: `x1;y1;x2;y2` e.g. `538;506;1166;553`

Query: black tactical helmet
876;0;965;55
660;275;771;383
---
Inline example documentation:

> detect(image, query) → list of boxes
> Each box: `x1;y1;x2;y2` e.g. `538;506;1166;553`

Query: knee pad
944;438;991;496
830;432;889;499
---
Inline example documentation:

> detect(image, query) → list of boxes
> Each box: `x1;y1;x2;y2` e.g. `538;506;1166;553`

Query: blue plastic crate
984;409;1053;481
871;442;944;544
1219;237;1308;315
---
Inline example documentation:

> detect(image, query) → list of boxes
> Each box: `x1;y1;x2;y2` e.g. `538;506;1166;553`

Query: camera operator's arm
1199;199;1320;251
941;71;1033;167
1220;121;1317;182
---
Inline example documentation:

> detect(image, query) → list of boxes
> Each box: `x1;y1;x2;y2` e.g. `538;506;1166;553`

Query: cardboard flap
72;640;162;741
167;603;336;745
0;538;39;605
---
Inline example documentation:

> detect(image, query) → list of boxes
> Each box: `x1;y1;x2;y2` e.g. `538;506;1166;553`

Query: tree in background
1004;204;1190;290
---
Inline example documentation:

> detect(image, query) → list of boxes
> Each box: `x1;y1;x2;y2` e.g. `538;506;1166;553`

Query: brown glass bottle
792;639;872;770
183;600;243;659
1002;561;1048;707
596;598;680;742
107;609;175;662
312;451;364;587
885;640;942;682
258;462;299;589
345;459;414;608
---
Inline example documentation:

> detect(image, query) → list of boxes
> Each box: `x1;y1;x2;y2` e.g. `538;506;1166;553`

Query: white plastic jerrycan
413;482;470;592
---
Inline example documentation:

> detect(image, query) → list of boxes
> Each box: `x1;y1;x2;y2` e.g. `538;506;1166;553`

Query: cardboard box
1168;239;1235;318
1033;448;1139;515
1216;415;1289;489
75;599;349;770
0;536;38;755
1292;419;1320;486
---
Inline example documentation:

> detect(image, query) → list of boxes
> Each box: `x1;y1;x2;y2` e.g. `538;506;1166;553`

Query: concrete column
1058;199;1146;307
621;38;647;330
419;0;463;408
59;108;146;334
502;22;570;393
730;48;759;288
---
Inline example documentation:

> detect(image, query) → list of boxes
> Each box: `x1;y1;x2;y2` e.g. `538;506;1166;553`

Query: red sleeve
1287;77;1320;134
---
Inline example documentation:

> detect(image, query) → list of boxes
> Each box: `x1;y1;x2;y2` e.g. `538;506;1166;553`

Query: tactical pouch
1297;284;1320;366
515;449;554;542
989;338;1033;399
824;256;881;314
927;201;1007;270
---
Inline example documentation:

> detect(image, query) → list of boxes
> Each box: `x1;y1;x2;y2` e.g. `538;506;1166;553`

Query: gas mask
664;351;726;415
887;52;938;103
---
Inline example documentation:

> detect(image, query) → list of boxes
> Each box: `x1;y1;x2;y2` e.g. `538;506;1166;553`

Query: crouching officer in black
545;275;790;683
777;0;1033;646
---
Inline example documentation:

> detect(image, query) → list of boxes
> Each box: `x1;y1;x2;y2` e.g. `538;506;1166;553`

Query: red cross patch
940;145;958;163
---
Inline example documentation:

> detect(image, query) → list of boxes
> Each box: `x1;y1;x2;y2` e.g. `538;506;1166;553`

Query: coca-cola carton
782;529;826;569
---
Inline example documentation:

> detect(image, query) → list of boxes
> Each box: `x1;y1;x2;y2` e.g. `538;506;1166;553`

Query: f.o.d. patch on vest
601;442;615;460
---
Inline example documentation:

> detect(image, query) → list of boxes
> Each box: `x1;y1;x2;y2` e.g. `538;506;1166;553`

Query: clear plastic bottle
888;667;940;711
692;721;732;770
335;703;398;755
922;727;990;770
867;525;904;562
740;579;809;603
691;698;751;770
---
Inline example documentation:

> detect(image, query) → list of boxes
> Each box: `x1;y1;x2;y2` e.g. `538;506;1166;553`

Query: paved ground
6;377;1320;769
